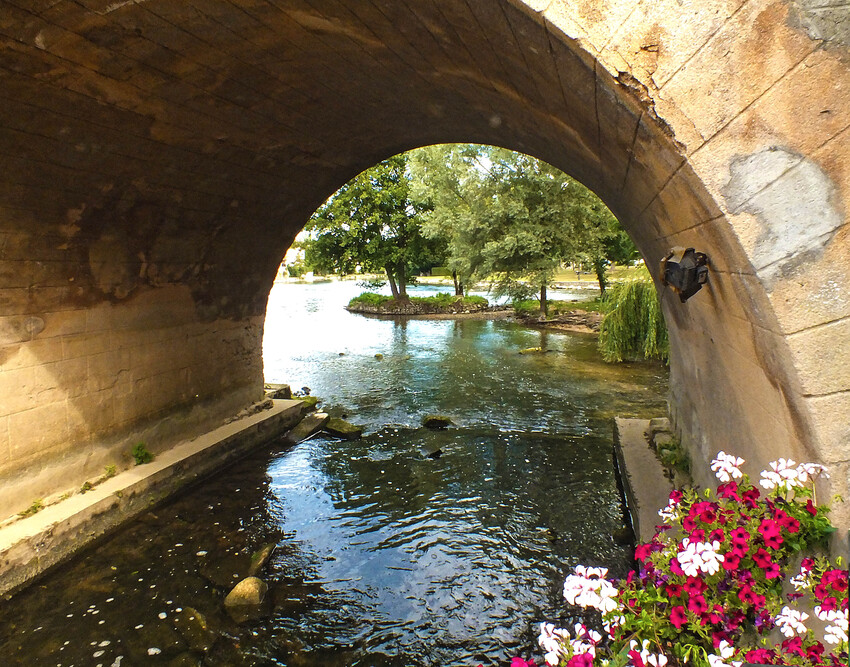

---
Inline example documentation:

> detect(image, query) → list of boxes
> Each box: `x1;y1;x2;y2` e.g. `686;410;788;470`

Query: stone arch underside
0;0;848;531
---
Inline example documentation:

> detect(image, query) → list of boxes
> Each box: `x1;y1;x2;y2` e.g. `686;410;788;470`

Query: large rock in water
224;577;268;607
422;414;453;429
284;412;329;444
324;418;363;440
247;543;276;577
264;383;292;399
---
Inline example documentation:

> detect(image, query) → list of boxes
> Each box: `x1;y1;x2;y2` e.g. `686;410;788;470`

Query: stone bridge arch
0;1;848;533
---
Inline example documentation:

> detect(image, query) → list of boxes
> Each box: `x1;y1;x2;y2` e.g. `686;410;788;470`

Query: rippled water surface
0;280;668;666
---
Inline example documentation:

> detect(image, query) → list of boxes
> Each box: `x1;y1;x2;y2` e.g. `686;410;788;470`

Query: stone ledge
613;417;674;544
0;399;304;599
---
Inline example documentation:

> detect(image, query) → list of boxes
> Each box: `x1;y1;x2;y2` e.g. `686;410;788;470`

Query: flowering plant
535;453;848;667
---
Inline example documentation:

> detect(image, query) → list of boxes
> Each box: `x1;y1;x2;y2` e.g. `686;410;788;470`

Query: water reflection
0;280;667;666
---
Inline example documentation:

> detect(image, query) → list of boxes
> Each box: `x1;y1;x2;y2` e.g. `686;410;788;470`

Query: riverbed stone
297;396;319;414
224;576;268;607
324;418;363;440
247;543;276;577
284;412;329;444
173;607;216;653
519;346;543;354
422;415;453;429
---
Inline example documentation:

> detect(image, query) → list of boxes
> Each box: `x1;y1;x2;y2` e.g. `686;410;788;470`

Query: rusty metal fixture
660;247;709;302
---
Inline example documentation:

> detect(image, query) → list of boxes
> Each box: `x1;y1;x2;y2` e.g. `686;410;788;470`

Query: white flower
790;572;809;591
796;462;829;482
817;608;849;644
563;566;619;614
711;452;744;482
776;606;809;637
628;639;668;667
676;539;724;577
658;503;679;522
707;654;743;667
759;459;805;490
759;470;781;490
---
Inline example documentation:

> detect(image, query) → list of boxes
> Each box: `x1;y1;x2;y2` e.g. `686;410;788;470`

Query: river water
0;280;668;667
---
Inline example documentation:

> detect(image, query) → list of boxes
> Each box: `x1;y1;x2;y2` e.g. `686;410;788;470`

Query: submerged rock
284;412;329;444
224;577;268;607
422;415;453;430
324;418;363;440
172;607;216;653
247;543;276;577
374;353;384;360
519;347;543;355
297;395;319;414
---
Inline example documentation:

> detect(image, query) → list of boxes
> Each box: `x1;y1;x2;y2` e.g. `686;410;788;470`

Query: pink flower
669;557;684;577
752;548;772;568
688;595;708;615
717;481;741;501
670;605;688;629
722;553;741;571
566;656;592;667
683;576;707;595
805;499;818;516
730;527;750;548
511;658;536;667
635;543;652;562
764;562;781;579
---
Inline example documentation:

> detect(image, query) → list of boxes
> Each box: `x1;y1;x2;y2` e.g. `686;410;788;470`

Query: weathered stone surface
422;415;454;430
323;418;363;440
264;384;292;400
283;412;329;444
0;0;848;584
224;577;268;607
247;543;277;577
172;607;216;653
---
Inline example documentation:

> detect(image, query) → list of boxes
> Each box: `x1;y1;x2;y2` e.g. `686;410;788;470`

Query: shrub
132;442;154;465
348;292;393;307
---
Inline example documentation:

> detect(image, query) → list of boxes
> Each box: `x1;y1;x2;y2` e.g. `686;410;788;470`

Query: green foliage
132;442;154;465
80;481;93;494
19;498;44;518
285;260;306;278
348;292;392;307
598;273;669;362
513;297;605;318
304;154;440;299
348;291;488;309
104;464;117;479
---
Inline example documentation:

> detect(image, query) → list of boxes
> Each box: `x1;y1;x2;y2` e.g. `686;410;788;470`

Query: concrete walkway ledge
0;399;304;599
613;417;674;544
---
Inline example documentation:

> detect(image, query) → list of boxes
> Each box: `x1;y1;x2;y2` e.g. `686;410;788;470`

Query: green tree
304;155;437;300
598;271;669;362
411;145;632;315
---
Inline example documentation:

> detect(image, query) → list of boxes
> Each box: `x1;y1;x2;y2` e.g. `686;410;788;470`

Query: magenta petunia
670;604;688;629
688;595;708;615
752;548;772;568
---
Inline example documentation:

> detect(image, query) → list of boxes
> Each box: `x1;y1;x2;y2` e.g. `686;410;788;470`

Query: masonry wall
0;0;847;533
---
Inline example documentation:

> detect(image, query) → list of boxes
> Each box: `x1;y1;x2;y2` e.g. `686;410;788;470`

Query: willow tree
598;273;669;362
304;154;437;300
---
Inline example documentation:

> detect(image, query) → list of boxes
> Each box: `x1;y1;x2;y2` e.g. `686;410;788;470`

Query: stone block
660;0;815;143
806;393;850;464
788;317;850;396
9;401;69;459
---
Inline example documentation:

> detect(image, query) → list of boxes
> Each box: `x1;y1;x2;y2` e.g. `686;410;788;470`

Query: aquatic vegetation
531;453;848;667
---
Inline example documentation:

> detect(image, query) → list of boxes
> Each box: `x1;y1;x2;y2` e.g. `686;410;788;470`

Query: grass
513;297;605;317
19;499;44;518
348;292;489;309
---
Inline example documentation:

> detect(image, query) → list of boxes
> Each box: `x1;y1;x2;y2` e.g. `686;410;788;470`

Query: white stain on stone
724;147;842;283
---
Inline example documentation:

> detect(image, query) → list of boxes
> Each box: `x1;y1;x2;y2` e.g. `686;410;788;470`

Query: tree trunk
452;271;464;297
539;284;548;319
396;263;409;300
594;258;608;296
386;269;400;300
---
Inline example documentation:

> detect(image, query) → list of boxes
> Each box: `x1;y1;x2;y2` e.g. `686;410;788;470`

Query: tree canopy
304;154;439;299
304;144;639;315
410;144;637;314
